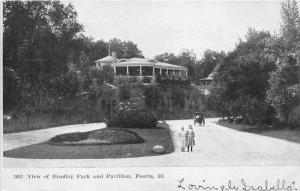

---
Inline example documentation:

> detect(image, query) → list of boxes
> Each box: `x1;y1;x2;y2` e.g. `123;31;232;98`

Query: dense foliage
3;0;300;131
3;1;144;131
210;0;300;126
155;49;225;81
266;0;300;124
143;85;160;109
108;102;158;128
210;30;275;125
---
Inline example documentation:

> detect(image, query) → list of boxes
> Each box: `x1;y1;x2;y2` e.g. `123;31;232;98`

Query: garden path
3;118;300;167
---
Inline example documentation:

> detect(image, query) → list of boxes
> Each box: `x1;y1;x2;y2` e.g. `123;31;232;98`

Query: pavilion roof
94;55;118;63
112;57;187;71
199;71;216;81
155;62;186;70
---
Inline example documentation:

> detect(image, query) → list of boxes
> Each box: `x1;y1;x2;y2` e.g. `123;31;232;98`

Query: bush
144;85;160;108
289;105;300;128
119;84;131;101
128;76;138;83
156;76;191;86
108;109;158;128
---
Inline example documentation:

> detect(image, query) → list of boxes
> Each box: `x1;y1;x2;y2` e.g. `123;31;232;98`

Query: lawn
3;127;174;159
217;121;300;144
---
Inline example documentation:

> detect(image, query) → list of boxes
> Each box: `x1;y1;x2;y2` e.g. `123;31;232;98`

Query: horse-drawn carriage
194;112;205;126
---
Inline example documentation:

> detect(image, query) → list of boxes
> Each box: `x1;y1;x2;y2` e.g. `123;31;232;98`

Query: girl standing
178;127;186;152
187;125;195;152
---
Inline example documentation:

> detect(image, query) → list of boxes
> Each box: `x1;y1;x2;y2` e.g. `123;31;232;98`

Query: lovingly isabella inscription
177;178;298;191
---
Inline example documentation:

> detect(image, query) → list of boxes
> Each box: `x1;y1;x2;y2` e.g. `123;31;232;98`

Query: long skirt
180;137;186;148
187;136;195;146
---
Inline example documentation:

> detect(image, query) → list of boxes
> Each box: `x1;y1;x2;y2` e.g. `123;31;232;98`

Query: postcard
2;0;300;190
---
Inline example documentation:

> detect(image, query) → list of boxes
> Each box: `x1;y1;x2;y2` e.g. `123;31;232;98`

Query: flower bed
48;128;144;145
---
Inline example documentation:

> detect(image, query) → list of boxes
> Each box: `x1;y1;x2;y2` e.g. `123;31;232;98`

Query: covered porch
112;58;188;83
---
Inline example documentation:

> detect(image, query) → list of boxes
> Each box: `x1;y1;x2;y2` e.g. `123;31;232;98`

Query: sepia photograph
2;0;300;170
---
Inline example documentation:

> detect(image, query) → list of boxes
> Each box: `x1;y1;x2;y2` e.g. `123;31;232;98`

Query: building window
168;69;174;78
142;66;153;76
181;71;187;79
154;68;160;75
115;67;127;76
175;70;180;78
128;66;140;76
161;69;167;78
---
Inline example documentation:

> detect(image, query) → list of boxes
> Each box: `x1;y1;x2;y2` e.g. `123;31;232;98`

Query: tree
109;38;144;59
267;0;300;123
154;52;180;65
267;54;300;122
178;49;197;80
211;29;274;125
89;39;109;61
195;50;226;80
3;1;83;114
154;49;197;80
280;0;300;51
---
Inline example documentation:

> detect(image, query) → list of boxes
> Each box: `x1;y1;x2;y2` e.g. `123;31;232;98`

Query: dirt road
3;118;300;167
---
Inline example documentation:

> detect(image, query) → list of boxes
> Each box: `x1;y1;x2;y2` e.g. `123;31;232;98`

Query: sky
69;1;283;59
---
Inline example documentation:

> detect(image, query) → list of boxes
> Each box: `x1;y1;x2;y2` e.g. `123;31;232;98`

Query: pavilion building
94;52;118;70
198;72;214;86
95;53;188;84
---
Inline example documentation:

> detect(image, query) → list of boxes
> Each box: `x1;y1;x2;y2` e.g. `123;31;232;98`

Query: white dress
178;131;186;148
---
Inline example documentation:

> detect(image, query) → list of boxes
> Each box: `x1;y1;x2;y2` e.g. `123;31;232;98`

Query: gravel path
3;118;300;167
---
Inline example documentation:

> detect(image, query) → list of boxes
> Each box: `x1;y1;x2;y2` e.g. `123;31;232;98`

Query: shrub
108;108;158;128
289;105;300;129
156;77;191;86
119;84;130;101
128;76;138;83
143;85;160;108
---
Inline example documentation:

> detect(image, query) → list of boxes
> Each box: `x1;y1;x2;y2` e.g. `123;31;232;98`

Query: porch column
152;66;155;77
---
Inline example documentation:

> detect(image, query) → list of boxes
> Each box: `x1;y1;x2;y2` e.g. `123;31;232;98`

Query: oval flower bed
4;126;174;159
48;128;145;145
